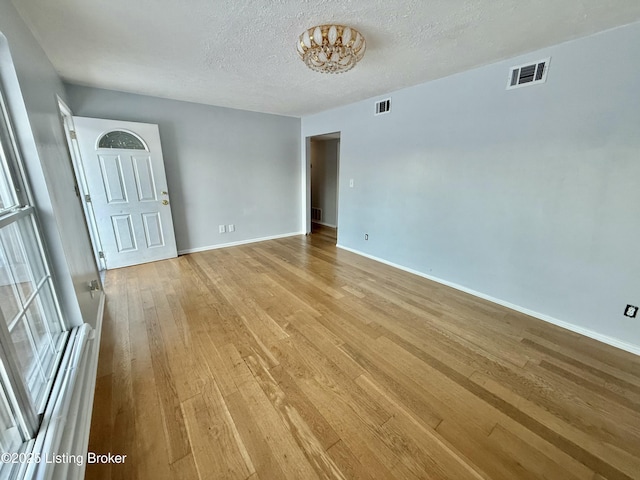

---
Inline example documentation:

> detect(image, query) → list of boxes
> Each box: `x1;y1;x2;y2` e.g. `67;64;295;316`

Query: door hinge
98;251;105;259
69;130;77;140
85;194;92;203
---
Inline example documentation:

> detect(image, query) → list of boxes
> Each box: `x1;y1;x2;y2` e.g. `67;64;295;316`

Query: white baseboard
178;232;303;255
336;244;640;356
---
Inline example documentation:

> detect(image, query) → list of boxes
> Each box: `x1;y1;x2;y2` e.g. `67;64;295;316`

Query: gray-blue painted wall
64;85;302;253
0;1;101;328
303;21;640;351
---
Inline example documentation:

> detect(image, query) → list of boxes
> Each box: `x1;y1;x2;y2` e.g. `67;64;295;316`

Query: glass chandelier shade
297;25;366;74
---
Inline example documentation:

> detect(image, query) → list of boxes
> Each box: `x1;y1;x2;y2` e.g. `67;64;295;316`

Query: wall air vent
507;58;550;90
375;98;391;115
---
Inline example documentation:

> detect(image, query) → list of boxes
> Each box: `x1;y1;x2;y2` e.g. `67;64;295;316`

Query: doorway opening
308;132;340;244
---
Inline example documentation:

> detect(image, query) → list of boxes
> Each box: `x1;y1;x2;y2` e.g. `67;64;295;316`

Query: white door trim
57;98;106;272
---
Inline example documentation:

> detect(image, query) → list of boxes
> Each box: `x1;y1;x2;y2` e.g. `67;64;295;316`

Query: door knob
162;200;169;205
161;191;168;195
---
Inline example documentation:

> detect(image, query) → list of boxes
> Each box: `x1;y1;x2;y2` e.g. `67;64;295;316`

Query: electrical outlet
364;233;368;240
228;224;235;232
219;225;226;234
624;304;638;318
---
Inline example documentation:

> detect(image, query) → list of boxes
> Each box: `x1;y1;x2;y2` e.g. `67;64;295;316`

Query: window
0;381;23;479
98;130;147;150
0;84;68;474
0;213;66;409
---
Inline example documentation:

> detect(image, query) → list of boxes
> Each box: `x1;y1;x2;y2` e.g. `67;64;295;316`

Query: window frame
0;77;69;448
98;129;149;150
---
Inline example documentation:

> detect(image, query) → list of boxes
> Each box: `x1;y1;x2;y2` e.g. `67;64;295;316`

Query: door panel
111;214;137;252
142;212;164;247
73;117;177;269
98;155;127;203
132;156;157;202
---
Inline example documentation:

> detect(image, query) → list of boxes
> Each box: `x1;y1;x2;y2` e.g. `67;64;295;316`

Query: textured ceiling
11;0;640;117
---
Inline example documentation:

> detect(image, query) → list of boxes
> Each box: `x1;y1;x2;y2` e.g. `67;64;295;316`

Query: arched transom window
98;130;148;150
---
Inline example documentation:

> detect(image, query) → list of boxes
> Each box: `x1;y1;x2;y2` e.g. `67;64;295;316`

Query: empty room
0;0;639;479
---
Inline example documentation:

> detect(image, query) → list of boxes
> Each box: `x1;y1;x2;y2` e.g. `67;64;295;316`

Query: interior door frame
305;132;341;242
57;97;106;271
335;139;340;230
304;136;312;234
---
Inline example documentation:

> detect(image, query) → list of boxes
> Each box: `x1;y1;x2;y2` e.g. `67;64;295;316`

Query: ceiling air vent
507;58;550;90
375;98;391;115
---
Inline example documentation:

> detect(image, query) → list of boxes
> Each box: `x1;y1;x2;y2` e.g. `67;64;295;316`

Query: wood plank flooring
86;233;640;480
311;223;337;243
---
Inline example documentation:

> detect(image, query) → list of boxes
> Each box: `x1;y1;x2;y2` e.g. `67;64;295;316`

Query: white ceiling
12;0;640;117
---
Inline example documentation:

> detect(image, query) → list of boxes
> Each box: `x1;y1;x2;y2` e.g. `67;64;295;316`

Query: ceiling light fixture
297;25;366;74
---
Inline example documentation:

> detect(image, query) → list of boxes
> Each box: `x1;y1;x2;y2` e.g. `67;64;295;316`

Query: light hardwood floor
87;233;640;480
311;223;337;243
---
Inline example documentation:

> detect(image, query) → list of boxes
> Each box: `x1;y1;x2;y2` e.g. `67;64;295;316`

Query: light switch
349;179;354;188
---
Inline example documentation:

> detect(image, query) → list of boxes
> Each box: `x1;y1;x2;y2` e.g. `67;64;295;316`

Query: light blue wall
303;22;640;351
0;1;101;327
64;85;302;253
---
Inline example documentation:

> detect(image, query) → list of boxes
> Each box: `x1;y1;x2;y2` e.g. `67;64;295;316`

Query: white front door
73;117;177;269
